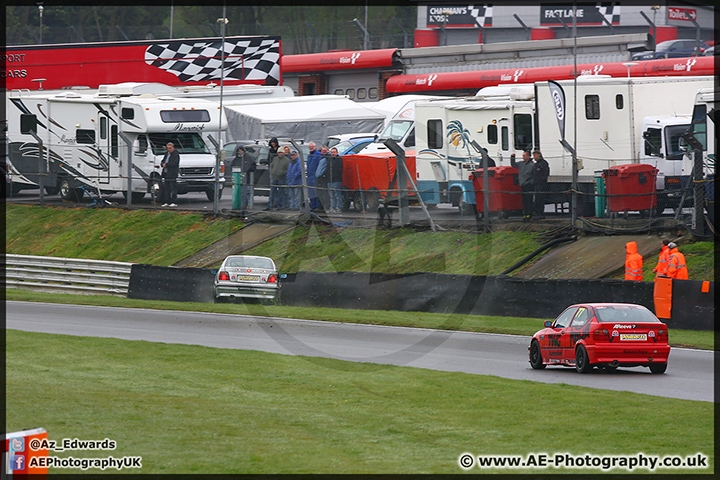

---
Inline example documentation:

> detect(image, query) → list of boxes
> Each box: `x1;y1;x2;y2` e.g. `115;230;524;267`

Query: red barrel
531;27;556;40
414;29;439;48
471;166;522;214
602;164;658;213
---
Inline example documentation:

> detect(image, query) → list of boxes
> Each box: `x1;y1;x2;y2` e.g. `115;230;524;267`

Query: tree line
5;5;418;53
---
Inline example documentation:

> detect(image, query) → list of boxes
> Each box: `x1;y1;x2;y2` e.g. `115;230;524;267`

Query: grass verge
6;289;714;350
6;329;714;474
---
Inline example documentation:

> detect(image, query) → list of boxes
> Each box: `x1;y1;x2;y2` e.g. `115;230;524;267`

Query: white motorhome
414;76;713;214
6;84;227;202
361;95;451;155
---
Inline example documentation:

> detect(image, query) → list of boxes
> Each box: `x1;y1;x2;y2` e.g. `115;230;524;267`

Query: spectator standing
652;239;671;279
232;146;256;209
268;147;289;210
480;147;496;167
306;142;322;211
328;147;344;213
161;142;180;207
665;242;689;280
624;241;644;281
267;137;279;165
532;149;550;219
286;150;303;210
511;150;535;221
315;146;331;213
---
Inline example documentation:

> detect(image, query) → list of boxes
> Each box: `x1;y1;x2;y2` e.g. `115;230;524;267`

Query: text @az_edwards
458;452;709;471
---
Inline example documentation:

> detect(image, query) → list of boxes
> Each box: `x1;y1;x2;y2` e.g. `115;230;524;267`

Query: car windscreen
378;120;413;142
595;306;661;323
148;133;210;155
225;257;274;269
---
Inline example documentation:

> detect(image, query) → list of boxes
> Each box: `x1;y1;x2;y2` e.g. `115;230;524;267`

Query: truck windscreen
148;133;211;155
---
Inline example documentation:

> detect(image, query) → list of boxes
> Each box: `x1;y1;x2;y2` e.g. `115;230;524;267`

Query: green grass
6;329;714;474
4;205;243;265
6;289;714;350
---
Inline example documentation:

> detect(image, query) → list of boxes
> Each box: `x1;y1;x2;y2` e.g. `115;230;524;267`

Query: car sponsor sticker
620;333;647;341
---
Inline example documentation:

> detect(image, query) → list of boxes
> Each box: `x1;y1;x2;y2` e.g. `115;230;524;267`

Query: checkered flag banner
596;3;621;25
145;37;281;85
468;4;493;27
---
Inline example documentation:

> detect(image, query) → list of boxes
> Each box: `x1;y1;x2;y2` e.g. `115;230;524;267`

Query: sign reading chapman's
426;5;493;28
540;3;621;26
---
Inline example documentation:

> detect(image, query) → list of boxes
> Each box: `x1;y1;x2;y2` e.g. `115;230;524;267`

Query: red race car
528;303;670;374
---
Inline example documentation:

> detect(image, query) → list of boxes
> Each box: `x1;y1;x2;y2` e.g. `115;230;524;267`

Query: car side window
570;307;590;328
553;307;578;329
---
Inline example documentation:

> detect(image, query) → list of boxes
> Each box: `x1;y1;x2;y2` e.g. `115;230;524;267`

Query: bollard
232;167;243;211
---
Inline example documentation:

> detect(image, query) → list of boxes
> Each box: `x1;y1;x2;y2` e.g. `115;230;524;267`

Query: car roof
567;303;646;308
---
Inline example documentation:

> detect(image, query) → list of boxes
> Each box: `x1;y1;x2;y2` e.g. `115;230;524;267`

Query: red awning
385;56;715;93
282;48;398;73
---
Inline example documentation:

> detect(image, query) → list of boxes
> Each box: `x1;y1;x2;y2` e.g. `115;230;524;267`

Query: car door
544;306;578;362
563;306;591;362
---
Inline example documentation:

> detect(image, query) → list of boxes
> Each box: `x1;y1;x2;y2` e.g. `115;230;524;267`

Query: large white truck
6;83;227;202
414;75;713;214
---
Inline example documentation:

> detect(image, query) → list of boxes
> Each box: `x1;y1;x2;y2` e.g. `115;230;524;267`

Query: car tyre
529;340;545;370
649;363;667;374
575;344;592;373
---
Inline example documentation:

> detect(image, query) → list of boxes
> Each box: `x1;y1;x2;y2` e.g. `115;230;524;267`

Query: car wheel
150;178;163;204
122;191;146;202
649;363;667;374
45;185;60;196
59;178;83;201
206;185;223;202
529;340;545;370
575;345;592;373
366;188;381;212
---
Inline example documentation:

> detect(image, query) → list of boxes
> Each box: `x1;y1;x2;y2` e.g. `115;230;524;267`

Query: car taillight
593;329;610;341
656;329;668;342
267;274;278;283
221;164;225;174
218;271;230;281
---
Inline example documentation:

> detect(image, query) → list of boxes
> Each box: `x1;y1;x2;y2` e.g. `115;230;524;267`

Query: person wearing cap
665;242;688;280
652;239;671;279
286;149;303;210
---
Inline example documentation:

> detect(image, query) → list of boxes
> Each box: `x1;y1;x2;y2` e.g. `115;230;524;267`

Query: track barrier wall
125;267;713;330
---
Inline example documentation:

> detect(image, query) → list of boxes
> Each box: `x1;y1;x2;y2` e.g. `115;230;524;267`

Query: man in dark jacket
161;142;180;207
306;142;322;211
328;147;344;212
232;146;256;208
532;149;550;219
511;150;534;221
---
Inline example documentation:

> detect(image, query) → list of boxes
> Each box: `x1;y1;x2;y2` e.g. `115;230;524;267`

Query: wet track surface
7;301;713;402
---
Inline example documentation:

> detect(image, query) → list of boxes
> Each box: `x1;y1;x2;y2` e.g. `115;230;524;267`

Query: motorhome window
346;89;355;100
513;114;532;151
585;95;600;120
100;116;107;140
357;88;367;100
487;124;498;144
427;120;443;149
690;104;707;150
136;135;148;153
121;108;135;120
160;110;211;123
147;133;210;155
379;120;413;142
404;127;415;148
665;124;691;160
615;94;624;110
76;129;95;144
501;126;509;150
111;125;119;157
644;127;662;157
334;89;344;95
368;88;378;99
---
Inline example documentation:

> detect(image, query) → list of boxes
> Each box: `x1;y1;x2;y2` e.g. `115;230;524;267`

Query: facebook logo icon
10;454;25;471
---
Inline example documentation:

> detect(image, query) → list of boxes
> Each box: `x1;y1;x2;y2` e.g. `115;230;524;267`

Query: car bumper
585;343;670;366
214;283;278;299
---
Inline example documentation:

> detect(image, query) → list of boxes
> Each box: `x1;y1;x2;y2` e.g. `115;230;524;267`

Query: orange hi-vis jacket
653;245;670;278
666;247;689;280
624;241;643;281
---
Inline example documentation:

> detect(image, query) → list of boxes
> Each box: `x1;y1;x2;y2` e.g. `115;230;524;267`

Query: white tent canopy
222;95;385;143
